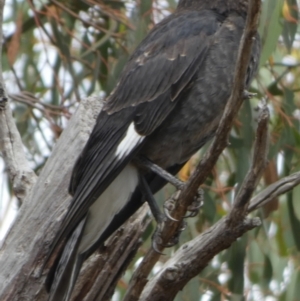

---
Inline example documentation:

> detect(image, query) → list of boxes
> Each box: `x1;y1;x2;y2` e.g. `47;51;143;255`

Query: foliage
1;0;300;300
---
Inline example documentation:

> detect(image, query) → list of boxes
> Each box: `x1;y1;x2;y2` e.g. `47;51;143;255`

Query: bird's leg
135;156;184;222
139;175;179;253
139;175;165;225
163;190;203;248
184;188;204;218
134;156;184;190
135;156;204;220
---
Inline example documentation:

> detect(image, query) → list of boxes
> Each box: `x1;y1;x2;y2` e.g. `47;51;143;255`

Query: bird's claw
152;219;186;251
152;240;165;255
152;189;203;252
151;223;165;254
184;188;203;218
163;198;179;222
164;220;187;247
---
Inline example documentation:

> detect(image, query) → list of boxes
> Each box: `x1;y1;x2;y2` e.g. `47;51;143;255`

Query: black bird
46;0;260;300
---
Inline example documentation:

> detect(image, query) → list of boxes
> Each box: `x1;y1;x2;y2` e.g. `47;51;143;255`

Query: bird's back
140;12;260;168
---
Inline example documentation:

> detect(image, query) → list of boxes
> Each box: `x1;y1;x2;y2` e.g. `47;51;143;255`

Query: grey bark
0;0;36;202
0;96;103;300
0;92;150;301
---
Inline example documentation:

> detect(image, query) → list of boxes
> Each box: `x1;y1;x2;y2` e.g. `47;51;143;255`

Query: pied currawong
45;0;260;300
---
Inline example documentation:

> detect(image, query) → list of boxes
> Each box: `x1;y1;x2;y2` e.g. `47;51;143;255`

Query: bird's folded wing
49;108;140;256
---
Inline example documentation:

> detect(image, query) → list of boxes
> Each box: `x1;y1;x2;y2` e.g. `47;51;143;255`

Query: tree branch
248;171;300;212
229;102;269;221
123;1;262;300
0;95;152;301
71;204;151;301
0;97;103;300
139;217;261;301
137;101;269;300
0;0;36;202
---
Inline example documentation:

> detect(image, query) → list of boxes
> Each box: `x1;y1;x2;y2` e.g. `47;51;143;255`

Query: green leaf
282;0;299;51
287;192;300;251
227;237;247;294
262;254;273;287
259;0;284;66
275;218;289;257
175;277;200;301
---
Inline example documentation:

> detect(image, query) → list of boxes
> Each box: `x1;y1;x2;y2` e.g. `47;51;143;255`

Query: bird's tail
46;216;87;301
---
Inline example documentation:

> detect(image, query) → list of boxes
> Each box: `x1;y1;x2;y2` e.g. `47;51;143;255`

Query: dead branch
248;171;300;212
0;0;36;202
71;204;151;301
0;97;103;300
138;103;268;301
229;102;269;221
139;217;261;301
123;1;262;300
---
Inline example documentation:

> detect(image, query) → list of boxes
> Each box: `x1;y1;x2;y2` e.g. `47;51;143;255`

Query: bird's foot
164;220;186;247
151;219;187;253
152;189;203;253
163;194;179;222
164;188;203;220
243;90;256;100
152;220;165;254
184;188;204;218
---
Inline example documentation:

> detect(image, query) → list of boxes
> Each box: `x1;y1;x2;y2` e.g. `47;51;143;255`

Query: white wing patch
115;122;144;158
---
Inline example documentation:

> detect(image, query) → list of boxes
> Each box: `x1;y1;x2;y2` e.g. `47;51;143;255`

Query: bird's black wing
48;10;222;258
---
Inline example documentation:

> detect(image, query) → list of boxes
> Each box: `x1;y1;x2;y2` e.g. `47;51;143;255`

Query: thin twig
8;92;70;117
248;171;300;212
229;103;269;221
